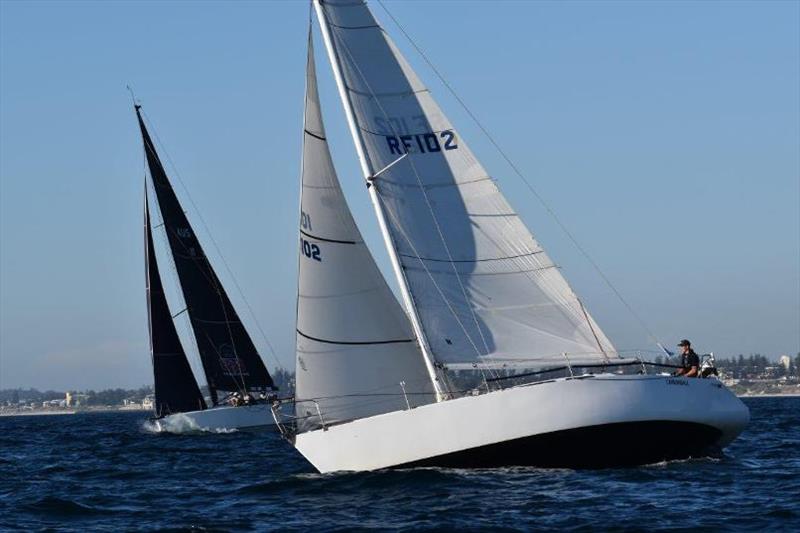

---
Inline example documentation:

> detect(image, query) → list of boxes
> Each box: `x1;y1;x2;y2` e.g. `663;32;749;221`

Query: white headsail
294;33;435;431
313;0;618;370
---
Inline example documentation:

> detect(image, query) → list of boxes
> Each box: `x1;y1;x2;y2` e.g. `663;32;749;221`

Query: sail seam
403;263;558;277
355;123;453;138
379;175;493;190
399;250;545;264
345;84;428;98
304;129;327;141
190;318;249;325
297;329;415;345
299;228;359;245
327;21;381;30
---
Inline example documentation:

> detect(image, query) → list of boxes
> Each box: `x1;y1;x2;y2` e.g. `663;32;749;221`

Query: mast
313;0;445;401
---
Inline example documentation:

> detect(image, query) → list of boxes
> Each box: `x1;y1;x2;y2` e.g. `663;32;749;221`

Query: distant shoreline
738;393;800;398
0;410;77;417
0;406;151;417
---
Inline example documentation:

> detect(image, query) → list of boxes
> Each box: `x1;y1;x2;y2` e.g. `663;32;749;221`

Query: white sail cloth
315;0;618;368
295;35;435;432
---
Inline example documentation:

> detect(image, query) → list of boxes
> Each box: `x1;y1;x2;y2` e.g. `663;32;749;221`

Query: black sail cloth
145;196;207;416
136;107;274;405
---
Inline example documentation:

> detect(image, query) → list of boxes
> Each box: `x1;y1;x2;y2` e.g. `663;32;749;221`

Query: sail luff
144;183;207;416
312;0;445;401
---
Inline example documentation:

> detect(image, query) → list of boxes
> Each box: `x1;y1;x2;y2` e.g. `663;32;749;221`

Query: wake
140;415;238;435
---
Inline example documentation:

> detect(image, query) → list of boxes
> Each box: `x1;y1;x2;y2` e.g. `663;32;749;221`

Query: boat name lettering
667;378;689;386
386;130;458;155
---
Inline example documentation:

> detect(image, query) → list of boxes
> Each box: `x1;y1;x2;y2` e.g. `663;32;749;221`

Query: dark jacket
681;349;700;370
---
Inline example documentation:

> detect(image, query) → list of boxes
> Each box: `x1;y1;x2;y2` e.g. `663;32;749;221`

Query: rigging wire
138;108;286;373
375;0;665;350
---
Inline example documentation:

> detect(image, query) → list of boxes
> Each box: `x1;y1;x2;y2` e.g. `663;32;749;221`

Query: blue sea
1;397;798;531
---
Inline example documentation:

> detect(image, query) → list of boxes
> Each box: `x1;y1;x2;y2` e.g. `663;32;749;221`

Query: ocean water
1;397;797;531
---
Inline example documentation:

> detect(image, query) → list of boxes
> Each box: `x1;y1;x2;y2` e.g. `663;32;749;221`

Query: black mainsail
145;194;207;416
136;105;275;405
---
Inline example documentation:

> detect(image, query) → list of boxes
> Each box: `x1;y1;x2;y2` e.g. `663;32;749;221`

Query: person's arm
685;354;700;377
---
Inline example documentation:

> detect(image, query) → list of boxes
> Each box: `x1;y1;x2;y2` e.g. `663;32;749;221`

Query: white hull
294;374;749;472
155;404;275;432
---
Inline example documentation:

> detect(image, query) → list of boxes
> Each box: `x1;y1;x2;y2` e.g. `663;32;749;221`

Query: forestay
295;34;435;432
315;0;618;369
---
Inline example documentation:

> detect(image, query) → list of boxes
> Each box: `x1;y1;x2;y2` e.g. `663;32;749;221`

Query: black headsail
145;193;207;416
136;106;275;405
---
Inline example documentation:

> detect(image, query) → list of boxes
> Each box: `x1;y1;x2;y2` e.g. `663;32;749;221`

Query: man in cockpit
674;339;699;377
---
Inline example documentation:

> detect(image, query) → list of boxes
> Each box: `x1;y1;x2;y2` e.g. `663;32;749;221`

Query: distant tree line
1;386;154;406
0;388;66;404
1;369;297;406
649;353;799;378
714;353;800;379
271;367;295;396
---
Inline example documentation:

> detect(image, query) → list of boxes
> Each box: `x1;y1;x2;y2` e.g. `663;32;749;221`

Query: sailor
674;339;699;377
231;392;242;407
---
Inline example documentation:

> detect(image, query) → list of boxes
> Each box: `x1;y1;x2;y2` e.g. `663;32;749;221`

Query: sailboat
137;105;278;431
286;0;749;472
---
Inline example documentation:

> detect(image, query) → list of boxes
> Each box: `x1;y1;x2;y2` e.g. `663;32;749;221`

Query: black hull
400;421;723;469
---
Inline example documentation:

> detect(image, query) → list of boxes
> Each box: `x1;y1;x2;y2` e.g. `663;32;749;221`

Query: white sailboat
288;0;749;472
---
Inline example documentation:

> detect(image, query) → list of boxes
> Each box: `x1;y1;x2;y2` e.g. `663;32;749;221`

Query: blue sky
1;0;797;390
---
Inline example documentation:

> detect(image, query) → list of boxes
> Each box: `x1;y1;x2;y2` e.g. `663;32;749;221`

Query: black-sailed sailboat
137;104;277;431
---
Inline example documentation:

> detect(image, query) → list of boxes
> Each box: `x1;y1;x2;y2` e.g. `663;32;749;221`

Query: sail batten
136;108;274;404
294;30;435;431
315;0;618;368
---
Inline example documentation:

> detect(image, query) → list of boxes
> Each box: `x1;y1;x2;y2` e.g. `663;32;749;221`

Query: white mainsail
294;33;435;432
313;0;618;370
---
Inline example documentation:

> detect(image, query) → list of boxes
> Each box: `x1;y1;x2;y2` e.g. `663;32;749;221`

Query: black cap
678;339;691;347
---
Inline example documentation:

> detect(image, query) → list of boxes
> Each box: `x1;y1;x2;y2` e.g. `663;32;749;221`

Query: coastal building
779;355;791;372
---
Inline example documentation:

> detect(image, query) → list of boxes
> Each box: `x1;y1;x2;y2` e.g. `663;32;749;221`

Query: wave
140;416;238;435
22;496;107;517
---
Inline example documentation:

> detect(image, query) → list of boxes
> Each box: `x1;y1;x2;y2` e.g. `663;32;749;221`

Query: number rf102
300;238;321;262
